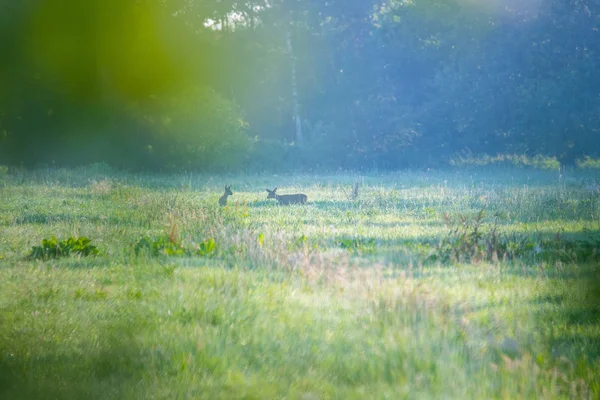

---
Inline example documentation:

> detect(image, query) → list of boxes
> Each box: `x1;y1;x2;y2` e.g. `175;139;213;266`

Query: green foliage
288;234;317;251
1;169;600;399
339;237;376;254
435;209;600;265
134;236;186;257
134;236;217;257
435;208;491;264
295;234;307;247
576;156;600;169
257;233;265;247
30;236;99;260
450;154;561;170
136;86;249;171
3;0;600;171
196;238;216;257
533;235;600;264
244;139;305;172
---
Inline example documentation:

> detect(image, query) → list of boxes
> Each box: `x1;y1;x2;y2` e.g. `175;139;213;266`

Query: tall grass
0;166;598;399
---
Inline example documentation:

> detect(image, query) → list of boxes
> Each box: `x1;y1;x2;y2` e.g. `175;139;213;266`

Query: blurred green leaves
26;0;195;102
30;235;100;260
0;0;249;170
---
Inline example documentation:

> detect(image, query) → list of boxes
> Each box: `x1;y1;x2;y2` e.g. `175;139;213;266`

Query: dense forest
1;0;599;171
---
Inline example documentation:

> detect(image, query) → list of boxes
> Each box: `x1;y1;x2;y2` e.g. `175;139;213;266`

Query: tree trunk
286;29;303;146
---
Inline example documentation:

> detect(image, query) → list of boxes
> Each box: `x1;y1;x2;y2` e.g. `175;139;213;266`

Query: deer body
219;185;233;206
266;188;307;205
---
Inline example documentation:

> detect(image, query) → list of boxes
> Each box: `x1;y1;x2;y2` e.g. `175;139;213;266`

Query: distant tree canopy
0;0;599;171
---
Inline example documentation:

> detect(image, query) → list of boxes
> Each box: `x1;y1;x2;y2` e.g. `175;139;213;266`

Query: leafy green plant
295;234;307;247
288;234;317;251
30;236;100;260
196;238;216;257
134;236;217;258
134;236;186;257
339;237;376;254
257;233;265;247
161;264;177;278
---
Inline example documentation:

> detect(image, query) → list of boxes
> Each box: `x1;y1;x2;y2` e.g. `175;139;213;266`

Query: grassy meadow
0;165;599;399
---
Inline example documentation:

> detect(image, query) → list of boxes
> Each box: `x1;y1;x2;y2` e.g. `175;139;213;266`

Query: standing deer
219;185;233;206
266;188;308;205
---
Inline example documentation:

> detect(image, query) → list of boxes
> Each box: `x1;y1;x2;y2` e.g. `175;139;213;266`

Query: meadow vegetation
0;165;599;399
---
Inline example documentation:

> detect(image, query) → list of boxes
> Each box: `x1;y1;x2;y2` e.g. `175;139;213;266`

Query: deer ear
274;188;277;192
265;189;270;192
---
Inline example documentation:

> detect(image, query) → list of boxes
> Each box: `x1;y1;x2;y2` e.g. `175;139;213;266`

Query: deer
219;185;233;206
266;188;308;205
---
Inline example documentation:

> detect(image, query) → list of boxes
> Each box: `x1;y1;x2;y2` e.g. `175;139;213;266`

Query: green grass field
0;165;599;399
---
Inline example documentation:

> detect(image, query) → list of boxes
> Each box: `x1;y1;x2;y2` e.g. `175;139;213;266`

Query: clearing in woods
0;166;599;399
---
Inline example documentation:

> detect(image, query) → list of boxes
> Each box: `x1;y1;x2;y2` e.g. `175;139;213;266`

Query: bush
134;236;186;257
30;236;100;260
134;236;216;258
434;209;600;264
576;156;600;170
132;86;249;172
449;153;561;170
339;237;377;255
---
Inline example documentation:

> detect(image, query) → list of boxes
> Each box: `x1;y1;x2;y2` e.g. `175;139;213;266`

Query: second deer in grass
219;185;233;206
266;188;307;205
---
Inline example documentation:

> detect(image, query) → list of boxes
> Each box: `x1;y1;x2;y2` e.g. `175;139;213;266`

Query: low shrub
30;236;99;260
339;237;377;255
134;236;216;258
576;156;600;169
434;208;600;264
450;153;561;170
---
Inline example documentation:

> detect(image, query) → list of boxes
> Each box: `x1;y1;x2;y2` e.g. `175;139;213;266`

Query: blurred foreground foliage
0;0;599;171
0;0;248;171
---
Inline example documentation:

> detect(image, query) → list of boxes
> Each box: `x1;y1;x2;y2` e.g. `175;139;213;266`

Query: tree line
0;0;599;171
